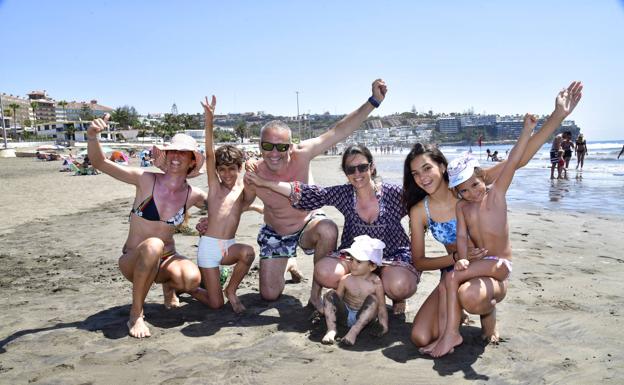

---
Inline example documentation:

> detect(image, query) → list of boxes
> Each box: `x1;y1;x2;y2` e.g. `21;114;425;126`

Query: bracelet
289;181;302;203
87;136;98;142
368;96;381;108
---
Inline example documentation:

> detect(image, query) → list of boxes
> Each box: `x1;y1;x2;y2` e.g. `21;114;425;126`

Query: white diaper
197;236;235;268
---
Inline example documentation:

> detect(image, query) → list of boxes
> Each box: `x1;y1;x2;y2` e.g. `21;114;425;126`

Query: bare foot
461;310;471;325
392;300;406;315
286;259;304;283
341;331;357;346
418;339;439;355
430;333;463;358
127;315;151;339
480;308;498;343
322;330;337;345
482;331;500;345
162;283;180;309
225;288;246;314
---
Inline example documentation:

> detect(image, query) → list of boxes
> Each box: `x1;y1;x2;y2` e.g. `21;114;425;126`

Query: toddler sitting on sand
322;235;389;346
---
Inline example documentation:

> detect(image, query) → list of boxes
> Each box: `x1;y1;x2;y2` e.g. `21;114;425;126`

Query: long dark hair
341;144;377;178
402;143;449;211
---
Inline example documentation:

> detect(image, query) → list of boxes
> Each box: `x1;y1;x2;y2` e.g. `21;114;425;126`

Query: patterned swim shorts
257;212;326;259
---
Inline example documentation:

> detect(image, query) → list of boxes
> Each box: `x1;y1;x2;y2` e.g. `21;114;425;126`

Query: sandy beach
1;155;622;384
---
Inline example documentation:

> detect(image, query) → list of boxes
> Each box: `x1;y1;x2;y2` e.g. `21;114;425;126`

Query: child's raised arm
483;82;583;182
201;95;219;189
492;113;536;194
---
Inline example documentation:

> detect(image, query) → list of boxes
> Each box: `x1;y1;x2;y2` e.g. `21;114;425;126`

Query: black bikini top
131;175;190;226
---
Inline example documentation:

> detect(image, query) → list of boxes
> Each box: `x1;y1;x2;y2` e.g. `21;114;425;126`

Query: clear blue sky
1;0;623;140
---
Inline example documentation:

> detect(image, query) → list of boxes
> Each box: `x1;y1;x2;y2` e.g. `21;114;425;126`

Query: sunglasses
261;142;291;152
345;163;371;175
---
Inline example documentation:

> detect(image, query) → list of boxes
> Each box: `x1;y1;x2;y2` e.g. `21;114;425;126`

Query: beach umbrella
110;150;129;162
37;144;66;151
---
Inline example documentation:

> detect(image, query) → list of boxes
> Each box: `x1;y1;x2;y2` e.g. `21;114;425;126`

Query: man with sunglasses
245;79;387;312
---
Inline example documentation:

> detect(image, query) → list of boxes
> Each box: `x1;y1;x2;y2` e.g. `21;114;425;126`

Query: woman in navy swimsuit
245;144;419;314
405;82;583;349
88;115;208;339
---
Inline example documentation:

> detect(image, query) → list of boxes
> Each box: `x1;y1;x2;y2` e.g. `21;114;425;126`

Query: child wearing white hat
321;235;389;346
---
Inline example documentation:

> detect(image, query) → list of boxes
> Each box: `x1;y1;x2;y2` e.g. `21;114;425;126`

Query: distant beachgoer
561;131;575;169
406;81;583;352
491;151;501;162
575;133;587;169
486;149;492;161
191;95;260;314
618;145;624;159
550;133;564;179
557;149;567;178
87;115;207;338
321;235;389;346
425;113;536;358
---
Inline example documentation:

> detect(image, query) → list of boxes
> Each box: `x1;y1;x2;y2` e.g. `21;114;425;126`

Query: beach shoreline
0;156;622;384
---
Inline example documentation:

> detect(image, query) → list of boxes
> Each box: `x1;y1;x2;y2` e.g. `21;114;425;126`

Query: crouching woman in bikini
88;115;207;338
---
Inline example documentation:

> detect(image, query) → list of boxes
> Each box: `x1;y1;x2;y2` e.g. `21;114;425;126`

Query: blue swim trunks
345;303;359;327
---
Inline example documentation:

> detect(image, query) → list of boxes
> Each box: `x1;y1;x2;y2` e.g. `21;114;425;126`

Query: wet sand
0;156;622;384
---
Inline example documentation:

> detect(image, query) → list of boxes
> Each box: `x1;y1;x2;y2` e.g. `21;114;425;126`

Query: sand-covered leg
342;295;378;346
322;290;341;345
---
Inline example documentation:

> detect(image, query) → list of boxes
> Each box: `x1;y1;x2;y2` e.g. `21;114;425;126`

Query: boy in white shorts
191;95;260;313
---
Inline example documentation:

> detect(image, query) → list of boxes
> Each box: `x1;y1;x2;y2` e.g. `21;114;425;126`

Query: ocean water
370;140;624;216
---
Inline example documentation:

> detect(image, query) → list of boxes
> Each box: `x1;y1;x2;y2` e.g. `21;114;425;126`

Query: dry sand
0;156;622;384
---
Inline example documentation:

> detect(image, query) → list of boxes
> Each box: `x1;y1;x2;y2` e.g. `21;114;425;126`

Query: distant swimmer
575;133;587;170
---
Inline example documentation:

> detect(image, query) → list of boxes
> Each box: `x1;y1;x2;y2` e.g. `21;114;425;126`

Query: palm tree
57;100;68;122
65;123;76;142
235;120;247;143
30;101;38;123
8;103;20;139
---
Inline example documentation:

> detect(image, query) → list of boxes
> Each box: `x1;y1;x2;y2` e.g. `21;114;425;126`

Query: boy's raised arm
201;95;219;189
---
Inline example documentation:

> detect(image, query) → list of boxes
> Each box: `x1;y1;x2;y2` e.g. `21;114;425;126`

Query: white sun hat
448;152;480;188
152;133;205;178
340;235;385;266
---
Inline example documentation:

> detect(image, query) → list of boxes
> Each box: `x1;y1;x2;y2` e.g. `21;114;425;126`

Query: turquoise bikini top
424;196;457;245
